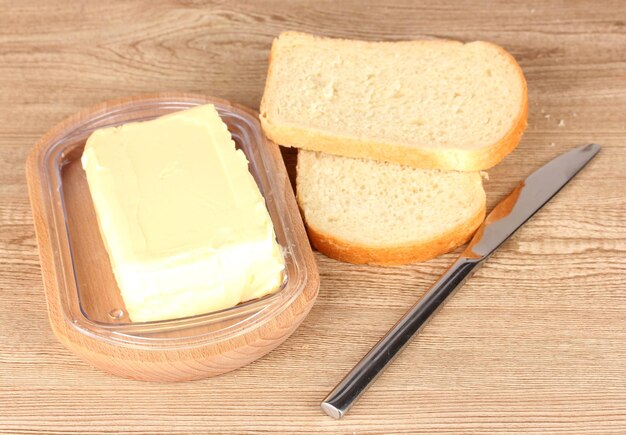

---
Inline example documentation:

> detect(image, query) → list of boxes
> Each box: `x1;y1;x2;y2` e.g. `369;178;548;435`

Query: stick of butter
81;104;285;322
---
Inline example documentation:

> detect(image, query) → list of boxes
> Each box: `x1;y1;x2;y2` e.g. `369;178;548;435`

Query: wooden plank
1;0;625;432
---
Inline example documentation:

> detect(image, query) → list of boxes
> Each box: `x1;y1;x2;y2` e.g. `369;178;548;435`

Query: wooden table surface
1;1;625;433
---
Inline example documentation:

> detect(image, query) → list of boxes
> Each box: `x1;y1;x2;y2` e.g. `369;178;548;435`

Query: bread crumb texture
261;32;527;171
297;150;485;263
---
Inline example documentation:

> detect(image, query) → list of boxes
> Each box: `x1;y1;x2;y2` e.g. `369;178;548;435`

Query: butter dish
26;93;319;381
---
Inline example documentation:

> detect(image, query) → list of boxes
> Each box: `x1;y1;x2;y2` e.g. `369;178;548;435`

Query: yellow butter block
81;104;285;322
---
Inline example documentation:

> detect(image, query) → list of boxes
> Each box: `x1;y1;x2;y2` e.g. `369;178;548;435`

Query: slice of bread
296;150;486;265
261;31;527;171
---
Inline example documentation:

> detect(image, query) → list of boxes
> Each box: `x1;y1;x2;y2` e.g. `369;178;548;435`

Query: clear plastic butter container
26;93;319;381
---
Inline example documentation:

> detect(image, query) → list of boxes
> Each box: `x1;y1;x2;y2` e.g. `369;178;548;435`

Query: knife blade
321;143;601;419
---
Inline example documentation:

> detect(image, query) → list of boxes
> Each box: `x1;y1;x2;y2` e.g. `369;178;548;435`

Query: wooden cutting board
1;0;625;432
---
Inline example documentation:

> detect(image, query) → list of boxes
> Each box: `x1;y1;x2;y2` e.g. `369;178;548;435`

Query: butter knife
321;143;601;419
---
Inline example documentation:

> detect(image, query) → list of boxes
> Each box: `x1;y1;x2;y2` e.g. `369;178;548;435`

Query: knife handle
321;256;482;419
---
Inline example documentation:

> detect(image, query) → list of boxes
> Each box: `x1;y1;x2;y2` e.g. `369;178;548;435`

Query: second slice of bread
296;150;486;265
261;31;527;171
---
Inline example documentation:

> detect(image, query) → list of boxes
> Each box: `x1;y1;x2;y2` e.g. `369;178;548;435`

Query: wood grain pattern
1;0;626;432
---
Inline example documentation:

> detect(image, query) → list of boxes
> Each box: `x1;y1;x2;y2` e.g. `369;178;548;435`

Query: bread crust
260;33;528;172
303;203;486;266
